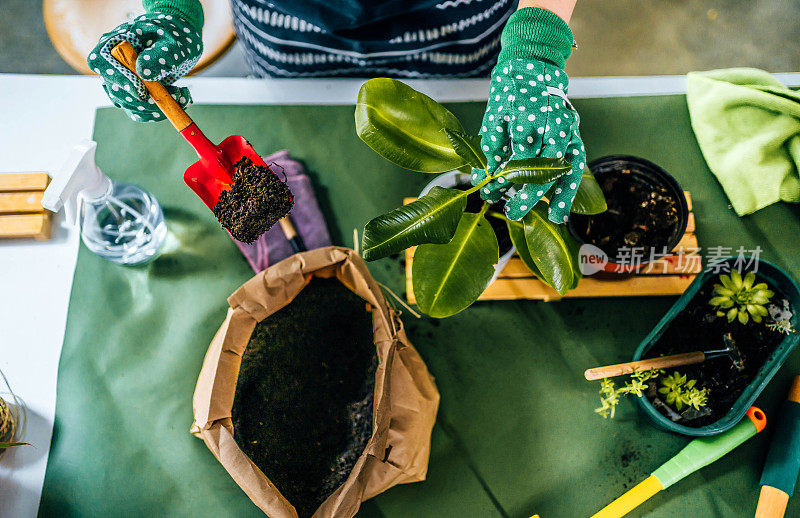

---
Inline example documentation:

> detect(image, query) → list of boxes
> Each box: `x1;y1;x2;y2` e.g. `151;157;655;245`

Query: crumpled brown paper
191;246;440;517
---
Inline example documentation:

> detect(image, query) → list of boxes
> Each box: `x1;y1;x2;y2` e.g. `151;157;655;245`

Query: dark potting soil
212;157;294;243
642;277;790;427
570;168;680;259
231;278;377;517
453;183;513;255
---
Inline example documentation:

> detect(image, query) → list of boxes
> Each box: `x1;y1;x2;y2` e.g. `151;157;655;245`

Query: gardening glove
473;7;586;223
87;0;204;122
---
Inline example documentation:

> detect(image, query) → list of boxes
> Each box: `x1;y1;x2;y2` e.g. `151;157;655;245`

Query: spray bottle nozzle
42;140;111;226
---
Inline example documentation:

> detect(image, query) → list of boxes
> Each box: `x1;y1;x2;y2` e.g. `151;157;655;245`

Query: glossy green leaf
361;186;467;261
0;442;27;448
355;78;468;173
498;158;570;184
506;218;544;279
523;204;582;294
444;129;487;169
570;169;607;215
413;212;499;318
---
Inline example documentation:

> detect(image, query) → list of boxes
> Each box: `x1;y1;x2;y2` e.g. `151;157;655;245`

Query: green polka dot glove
87;0;204;122
473;7;586;223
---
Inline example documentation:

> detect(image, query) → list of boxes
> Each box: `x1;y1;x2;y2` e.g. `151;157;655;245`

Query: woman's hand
87;1;204;122
473;7;585;224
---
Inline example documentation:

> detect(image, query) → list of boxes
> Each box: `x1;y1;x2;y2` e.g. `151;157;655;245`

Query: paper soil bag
191;246;440;518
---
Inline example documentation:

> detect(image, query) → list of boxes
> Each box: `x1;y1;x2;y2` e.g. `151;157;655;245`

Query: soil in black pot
213;156;294;244
570;168;680;259
453;183;512;255
231;277;377;517
641;276;792;427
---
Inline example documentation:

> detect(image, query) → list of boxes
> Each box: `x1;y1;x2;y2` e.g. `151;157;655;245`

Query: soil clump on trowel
213;157;294;243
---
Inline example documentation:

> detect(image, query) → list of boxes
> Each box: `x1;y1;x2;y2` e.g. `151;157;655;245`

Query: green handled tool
756;377;800;518
592;406;767;518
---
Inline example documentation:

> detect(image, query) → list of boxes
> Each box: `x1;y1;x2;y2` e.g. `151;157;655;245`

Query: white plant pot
419;171;516;284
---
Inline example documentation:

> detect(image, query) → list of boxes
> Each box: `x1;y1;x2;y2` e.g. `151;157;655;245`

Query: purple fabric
233;150;332;272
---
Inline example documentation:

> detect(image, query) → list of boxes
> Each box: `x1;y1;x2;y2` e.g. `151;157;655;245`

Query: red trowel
110;42;301;247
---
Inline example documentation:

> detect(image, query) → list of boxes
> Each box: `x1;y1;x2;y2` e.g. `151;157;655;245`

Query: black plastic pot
568;155;689;273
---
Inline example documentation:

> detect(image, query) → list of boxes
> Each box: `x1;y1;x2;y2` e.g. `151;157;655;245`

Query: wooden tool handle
110;42;193;132
278;217;306;253
584;352;706;380
788;376;800;403
755;485;789;518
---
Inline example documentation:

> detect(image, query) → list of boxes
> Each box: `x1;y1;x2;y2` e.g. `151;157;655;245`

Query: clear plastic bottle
43;140;167;265
79;181;167;264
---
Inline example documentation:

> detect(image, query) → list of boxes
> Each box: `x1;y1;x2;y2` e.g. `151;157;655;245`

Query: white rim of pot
419;171;516;283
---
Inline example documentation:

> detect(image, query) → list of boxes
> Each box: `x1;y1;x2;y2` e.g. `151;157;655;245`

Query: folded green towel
686;68;800;216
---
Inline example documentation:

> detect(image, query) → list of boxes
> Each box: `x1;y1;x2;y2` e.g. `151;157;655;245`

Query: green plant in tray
658;372;708;411
767;319;796;335
594;368;663;419
355;78;607;318
709;270;774;325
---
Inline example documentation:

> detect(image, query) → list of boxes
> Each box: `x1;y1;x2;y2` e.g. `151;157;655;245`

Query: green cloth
40;96;800;517
687;68;800;216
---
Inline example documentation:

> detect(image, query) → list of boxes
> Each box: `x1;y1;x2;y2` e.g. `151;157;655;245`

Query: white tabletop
1;72;799;518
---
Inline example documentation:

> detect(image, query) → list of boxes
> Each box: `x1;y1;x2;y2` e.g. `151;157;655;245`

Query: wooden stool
43;0;236;75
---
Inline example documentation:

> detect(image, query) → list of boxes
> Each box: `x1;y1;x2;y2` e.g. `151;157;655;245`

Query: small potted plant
632;257;800;435
594;369;709;420
354;78;607;318
568;155;689;273
416;170;516;283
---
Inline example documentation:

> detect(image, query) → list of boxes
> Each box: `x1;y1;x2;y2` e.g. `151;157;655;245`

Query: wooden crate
0;172;52;240
405;192;700;303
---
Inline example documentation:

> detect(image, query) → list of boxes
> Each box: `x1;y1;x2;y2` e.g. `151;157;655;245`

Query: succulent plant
594;368;664;419
657;372;709;411
766;319;796;335
709;270;774;324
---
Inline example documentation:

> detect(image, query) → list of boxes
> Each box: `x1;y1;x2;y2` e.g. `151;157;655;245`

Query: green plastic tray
633;257;800;436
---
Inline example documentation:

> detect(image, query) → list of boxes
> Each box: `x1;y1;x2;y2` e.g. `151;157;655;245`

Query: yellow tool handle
756;485;790;518
591;475;664;518
585;352;706;380
110;42;194;132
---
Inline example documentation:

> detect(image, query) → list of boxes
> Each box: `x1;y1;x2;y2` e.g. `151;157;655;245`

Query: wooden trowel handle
584;352;706;380
110;42;193;132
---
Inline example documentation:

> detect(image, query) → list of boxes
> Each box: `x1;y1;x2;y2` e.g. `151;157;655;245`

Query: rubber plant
355;78;607;318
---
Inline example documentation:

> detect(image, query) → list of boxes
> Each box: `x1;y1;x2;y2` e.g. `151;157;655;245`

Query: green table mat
39;93;800;517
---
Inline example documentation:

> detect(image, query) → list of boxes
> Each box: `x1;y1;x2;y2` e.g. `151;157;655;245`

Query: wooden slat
406;247;415;303
0;173;50;192
406;247;699;304
0;213;51;240
407;236;701;281
686;212;695;233
479;275;696;302
404;190;700;303
676;232;698;251
500;249;702;277
0;191;45;214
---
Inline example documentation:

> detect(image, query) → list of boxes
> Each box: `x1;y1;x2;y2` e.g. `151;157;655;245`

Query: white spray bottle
42;140;167;265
